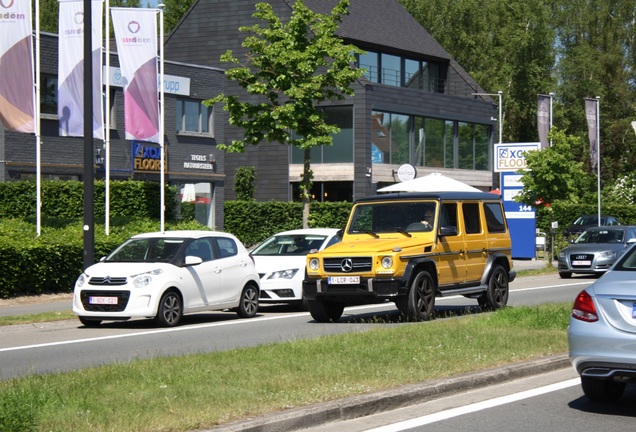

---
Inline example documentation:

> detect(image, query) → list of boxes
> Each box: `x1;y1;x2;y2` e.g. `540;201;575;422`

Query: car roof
131;230;235;239
270;228;340;236
355;191;501;204
584;225;634;232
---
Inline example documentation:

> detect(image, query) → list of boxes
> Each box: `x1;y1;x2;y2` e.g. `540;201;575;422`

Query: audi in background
558;226;636;278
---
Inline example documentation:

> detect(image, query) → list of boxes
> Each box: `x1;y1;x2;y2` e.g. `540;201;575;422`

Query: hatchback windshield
575;229;624;244
106;238;186;263
251;235;327;256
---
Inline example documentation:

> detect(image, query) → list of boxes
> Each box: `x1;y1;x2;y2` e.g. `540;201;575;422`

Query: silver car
558;226;636;278
568;243;636;402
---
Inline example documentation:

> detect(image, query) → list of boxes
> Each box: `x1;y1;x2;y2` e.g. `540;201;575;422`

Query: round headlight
381;256;393;269
309;258;320;271
133;275;153;288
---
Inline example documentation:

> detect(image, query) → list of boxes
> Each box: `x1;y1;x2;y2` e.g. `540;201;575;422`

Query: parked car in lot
568;243;636;402
251;228;341;307
72;231;260;327
564;214;622;237
558;226;636;278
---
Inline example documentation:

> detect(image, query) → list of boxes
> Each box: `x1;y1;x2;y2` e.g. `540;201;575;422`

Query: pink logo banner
0;0;35;133
58;0;104;140
111;8;160;143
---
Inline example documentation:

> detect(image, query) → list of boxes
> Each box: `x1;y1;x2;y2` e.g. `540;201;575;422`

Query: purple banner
0;0;35;133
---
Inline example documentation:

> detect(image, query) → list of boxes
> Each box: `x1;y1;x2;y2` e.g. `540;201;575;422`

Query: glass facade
374;111;491;171
357;50;443;92
291;106;353;164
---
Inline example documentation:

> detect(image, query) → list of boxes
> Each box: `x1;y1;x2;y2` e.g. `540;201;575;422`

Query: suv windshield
349;201;437;234
106;238;186;263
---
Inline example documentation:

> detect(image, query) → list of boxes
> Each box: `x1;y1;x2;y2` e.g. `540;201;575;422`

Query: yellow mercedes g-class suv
303;191;515;322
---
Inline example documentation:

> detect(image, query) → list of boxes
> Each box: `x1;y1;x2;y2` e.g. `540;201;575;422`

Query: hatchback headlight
599;251;616;259
381;256;393;269
76;274;87;288
268;269;299;279
132;269;163;288
309;258;320;271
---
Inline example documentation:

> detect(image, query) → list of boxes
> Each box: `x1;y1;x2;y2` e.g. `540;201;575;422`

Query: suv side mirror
439;226;458;237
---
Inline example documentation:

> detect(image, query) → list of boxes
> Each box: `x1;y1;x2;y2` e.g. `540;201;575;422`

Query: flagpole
105;0;110;235
35;0;41;236
596;96;601;227
83;0;95;269
158;3;165;233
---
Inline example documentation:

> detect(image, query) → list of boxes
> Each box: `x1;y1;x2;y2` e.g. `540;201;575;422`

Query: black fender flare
403;257;438;292
480;253;511;285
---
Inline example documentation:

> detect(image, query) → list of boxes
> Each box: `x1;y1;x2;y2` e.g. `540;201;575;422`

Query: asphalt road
0;270;587;382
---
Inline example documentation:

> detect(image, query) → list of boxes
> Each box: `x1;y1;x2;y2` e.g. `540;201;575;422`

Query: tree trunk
301;148;313;229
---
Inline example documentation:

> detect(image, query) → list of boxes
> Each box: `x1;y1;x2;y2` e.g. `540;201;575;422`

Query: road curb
204;354;571;431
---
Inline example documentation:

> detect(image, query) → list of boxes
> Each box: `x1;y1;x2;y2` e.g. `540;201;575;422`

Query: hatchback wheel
79;316;101;327
155;291;182;327
237;284;259;318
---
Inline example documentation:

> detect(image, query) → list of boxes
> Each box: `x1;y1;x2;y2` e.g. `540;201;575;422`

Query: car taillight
571;290;598;322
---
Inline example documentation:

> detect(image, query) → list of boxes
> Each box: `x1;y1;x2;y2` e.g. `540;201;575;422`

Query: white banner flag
111;8;160;143
0;0;35;133
58;0;104;140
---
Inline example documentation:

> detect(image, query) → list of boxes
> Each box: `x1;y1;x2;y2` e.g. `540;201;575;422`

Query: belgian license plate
328;276;360;285
572;260;591;266
89;296;118;305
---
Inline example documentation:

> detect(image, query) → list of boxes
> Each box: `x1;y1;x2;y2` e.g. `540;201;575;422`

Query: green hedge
0;180;178;221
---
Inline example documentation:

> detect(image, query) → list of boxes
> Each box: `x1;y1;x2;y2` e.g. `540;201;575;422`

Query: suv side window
440;203;458;235
462;203;481;234
484;203;506;233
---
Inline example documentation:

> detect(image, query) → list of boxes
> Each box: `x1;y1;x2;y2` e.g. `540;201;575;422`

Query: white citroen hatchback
73;230;260;327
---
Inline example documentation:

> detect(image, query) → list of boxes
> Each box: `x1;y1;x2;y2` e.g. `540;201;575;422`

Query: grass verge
0;302;571;432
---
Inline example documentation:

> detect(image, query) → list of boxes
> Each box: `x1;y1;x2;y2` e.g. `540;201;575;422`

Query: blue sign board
501;171;536;259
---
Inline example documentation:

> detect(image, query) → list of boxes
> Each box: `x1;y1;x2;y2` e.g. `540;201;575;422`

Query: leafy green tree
205;0;364;228
234;166;256;201
161;0;196;33
515;129;590;207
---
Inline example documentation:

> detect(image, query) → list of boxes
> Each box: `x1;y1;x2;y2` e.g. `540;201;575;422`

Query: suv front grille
323;257;373;273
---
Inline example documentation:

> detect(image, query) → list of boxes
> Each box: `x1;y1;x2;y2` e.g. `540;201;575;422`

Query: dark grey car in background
558;226;636;278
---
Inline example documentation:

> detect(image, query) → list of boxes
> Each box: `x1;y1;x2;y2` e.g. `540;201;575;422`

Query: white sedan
251;228;341;307
72;230;260;327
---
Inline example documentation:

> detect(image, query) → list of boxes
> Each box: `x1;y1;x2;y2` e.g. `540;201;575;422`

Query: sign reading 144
518;205;533;212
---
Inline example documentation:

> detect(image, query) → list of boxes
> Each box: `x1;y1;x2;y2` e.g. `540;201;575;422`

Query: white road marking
363;378;580;432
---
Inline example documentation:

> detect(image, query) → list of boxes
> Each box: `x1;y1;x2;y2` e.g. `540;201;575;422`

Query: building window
176;98;212;135
375;111;491;171
41;74;58;116
291;106;353;164
356;50;443;92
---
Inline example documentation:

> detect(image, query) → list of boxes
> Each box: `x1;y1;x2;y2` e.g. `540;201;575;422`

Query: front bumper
303;276;407;302
72;287;158;319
